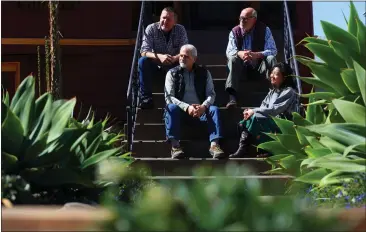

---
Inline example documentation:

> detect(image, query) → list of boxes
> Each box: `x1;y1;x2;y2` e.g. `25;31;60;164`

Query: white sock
171;139;180;148
210;139;219;147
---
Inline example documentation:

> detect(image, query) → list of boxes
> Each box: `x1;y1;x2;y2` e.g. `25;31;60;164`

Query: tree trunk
49;0;62;99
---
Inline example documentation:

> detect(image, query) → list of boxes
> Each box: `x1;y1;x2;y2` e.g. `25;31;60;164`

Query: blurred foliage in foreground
100;164;354;231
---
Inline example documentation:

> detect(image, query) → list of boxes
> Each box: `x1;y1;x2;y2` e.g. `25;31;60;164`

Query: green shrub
100;164;351;231
305;173;366;208
259;2;366;190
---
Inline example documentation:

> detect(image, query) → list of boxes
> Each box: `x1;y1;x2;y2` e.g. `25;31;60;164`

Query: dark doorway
183;1;251;30
181;1;283;30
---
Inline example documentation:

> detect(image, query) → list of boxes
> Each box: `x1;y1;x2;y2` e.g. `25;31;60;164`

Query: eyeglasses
239;16;254;21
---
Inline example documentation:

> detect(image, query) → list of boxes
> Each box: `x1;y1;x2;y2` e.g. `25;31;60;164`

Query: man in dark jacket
164;44;226;159
225;7;277;108
139;7;188;109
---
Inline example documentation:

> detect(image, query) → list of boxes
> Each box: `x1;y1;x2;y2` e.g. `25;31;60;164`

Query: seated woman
229;62;298;158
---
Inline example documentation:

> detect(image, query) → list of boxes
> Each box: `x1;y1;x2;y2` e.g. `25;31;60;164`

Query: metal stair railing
126;0;146;152
283;0;302;114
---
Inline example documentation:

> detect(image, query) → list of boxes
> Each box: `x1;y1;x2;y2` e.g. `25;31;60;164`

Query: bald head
241;8;257;18
239;7;257;31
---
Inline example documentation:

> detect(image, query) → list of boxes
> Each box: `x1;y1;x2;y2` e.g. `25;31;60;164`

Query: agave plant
258;2;366;187
2;75;133;190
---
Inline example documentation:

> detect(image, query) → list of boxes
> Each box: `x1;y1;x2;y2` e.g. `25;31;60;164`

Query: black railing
126;0;146;152
283;0;302;113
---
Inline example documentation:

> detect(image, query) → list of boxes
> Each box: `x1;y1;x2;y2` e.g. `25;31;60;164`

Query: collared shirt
140;22;189;56
226;26;277;59
253;87;297;118
165;68;216;112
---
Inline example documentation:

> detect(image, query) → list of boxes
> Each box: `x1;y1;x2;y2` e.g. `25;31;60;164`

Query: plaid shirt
140;22;189;56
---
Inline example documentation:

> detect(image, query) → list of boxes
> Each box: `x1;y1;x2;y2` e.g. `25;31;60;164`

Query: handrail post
125;1;146;153
284;0;301;96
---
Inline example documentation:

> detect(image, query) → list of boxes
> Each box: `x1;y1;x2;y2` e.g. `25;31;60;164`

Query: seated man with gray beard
164;44;227;159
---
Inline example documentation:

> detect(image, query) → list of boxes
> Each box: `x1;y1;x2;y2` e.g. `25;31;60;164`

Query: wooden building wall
1;1;138;124
2;1;314;124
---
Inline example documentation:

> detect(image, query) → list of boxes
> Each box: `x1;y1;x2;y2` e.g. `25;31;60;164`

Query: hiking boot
139;98;154;109
229;129;250;158
209;145;227;159
226;95;237;109
171;146;185;159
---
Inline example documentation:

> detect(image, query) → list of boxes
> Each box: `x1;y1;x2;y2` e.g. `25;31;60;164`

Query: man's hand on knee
158;54;174;65
250;52;264;60
193;104;207;118
187;105;196;117
238;50;253;62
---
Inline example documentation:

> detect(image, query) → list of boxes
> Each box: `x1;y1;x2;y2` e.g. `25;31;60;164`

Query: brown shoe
209;145;227;159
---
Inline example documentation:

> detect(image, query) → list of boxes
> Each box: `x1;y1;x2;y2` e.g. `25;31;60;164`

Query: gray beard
179;63;187;69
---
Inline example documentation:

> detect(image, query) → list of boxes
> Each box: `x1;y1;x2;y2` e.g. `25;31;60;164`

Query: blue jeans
138;56;176;100
164;104;223;142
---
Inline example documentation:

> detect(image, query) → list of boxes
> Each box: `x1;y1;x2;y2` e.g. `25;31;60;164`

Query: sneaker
171;146;185;159
209;145;226;159
139;98;154;109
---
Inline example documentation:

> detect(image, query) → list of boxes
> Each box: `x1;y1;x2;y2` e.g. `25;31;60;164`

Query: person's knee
227;55;241;65
138;56;152;69
266;55;277;66
166;104;180;114
209;105;219;115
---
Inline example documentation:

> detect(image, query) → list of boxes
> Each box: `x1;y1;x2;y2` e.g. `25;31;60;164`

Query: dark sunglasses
239;16;254;21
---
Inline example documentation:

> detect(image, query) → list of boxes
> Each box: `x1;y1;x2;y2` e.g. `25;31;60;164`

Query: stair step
188;30;229;54
132;157;272;176
130;139;262;158
152;74;271;93
130;124;237;140
151;91;266;108
136;107;244;124
196;54;228;65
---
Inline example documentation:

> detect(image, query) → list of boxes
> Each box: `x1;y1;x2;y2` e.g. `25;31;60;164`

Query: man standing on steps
164;44;227;159
139;7;189;109
225;7;277;108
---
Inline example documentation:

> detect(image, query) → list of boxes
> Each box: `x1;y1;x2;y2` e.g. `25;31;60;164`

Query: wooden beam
1;38;136;46
2;62;21;90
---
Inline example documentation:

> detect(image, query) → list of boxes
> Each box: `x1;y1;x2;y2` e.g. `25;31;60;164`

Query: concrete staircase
126;30;293;195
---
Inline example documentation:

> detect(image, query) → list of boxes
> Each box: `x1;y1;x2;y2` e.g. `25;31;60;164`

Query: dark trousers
138;56;176;100
164;104;223;142
225;55;277;94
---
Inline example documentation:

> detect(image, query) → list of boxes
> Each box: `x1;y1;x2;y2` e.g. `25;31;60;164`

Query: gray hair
180;44;197;57
252;9;258;18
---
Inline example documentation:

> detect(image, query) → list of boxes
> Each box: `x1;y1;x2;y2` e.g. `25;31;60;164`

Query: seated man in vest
225;7;277;108
164;44;226;159
139;7;189;109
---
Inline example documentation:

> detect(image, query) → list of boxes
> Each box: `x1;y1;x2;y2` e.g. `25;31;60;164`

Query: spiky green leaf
353;60;366;105
1;103;24;155
47;98;76;143
321;20;359;53
295;168;328;184
332;99;366;124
